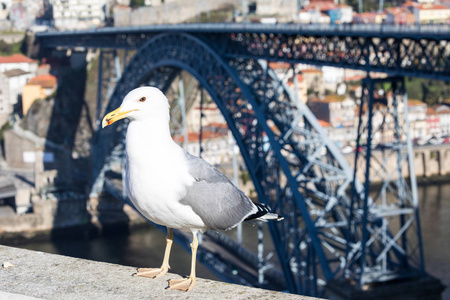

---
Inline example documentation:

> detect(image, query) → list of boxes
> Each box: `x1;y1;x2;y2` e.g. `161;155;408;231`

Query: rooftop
0;54;34;64
301;69;322;74
3;68;29;78
310;95;347;103
27;74;58;89
408;99;427;106
318;119;331;127
269;62;292;70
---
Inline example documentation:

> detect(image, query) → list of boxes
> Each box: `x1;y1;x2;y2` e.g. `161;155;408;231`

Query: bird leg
168;231;198;291
134;228;173;278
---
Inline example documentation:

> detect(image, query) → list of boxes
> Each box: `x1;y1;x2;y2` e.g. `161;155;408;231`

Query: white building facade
0;54;37;125
51;0;108;30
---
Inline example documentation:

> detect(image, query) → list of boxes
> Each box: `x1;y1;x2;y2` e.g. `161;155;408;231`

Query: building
426;107;441;137
297;9;331;24
3;125;73;188
0;54;37;125
22;74;58;116
256;0;298;21
186;102;226;132
287;74;308;104
385;7;415;25
404;2;450;24
0;69;33;124
326;5;353;24
308;94;357;148
322;66;345;93
308;95;356;128
0;0;11;20
266;62;307;103
173;123;233;166
51;0;108;30
435;105;450;137
0;54;37;74
301;68;324;96
268;62;294;82
407;99;428;140
353;12;385;24
114;0;238;26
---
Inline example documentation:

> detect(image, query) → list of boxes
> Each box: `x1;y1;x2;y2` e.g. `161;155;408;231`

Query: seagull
102;86;283;291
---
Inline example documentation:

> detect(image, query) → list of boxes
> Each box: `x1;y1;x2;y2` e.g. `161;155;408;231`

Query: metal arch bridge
36;23;450;80
34;24;450;297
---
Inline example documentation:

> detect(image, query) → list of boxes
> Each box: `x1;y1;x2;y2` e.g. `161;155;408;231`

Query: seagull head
102;86;170;128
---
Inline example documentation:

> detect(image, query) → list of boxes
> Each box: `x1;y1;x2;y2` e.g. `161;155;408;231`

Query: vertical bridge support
327;76;444;300
91;50;124;198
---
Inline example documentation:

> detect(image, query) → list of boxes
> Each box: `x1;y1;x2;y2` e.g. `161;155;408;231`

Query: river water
16;183;449;298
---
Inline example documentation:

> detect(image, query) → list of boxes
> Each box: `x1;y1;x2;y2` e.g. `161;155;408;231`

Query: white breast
125;120;206;231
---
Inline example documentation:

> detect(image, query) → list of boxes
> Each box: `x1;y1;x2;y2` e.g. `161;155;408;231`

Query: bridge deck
37;23;450;39
34;23;450;81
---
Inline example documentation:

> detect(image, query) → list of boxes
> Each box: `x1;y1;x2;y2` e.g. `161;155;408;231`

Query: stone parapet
0;245;321;300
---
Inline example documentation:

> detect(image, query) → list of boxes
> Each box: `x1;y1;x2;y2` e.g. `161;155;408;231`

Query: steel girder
217;32;450;80
35;24;450;81
348;77;424;285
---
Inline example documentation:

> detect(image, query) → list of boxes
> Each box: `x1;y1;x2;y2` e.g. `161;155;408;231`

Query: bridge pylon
349;76;424;284
326;76;444;300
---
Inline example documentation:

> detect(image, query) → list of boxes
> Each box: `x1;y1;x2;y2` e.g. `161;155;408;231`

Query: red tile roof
311;95;347;103
345;75;366;81
318;119;331;127
269;62;292;70
418;4;449;10
402;1;420;7
174;130;228;143
27;74;57;89
204;122;228;129
0;54;34;64
287;74;305;85
408;99;426;106
302;69;322;74
426;107;437;115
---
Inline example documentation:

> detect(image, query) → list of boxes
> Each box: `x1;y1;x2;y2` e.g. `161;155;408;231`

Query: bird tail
245;202;284;222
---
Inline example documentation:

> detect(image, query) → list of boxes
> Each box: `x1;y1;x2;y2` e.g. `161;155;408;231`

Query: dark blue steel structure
35;24;450;297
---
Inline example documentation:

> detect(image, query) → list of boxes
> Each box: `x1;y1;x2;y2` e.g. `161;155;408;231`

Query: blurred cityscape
0;0;449;298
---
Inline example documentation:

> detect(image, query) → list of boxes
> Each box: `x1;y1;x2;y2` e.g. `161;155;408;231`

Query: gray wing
181;151;257;230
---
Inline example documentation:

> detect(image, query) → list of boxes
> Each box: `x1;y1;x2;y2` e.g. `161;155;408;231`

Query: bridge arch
93;32;357;295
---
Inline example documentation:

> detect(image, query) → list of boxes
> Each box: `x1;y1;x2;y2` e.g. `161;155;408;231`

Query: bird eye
139;97;146;102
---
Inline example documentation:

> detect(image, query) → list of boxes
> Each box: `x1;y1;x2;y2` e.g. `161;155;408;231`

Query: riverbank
0;193;148;245
2;174;450;246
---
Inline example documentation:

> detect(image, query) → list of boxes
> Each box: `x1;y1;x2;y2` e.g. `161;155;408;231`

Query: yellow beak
102;107;137;128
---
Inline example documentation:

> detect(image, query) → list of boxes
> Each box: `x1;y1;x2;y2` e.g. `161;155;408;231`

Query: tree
130;0;145;8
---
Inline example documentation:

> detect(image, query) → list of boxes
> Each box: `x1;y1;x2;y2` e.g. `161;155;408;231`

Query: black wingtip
245;202;283;222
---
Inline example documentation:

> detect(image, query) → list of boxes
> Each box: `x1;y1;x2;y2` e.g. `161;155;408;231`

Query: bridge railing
37;23;450;36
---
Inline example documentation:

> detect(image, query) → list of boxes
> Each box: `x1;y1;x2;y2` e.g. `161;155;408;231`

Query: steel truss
219;31;450;80
95;50;123;128
347;76;424;285
35;23;450;81
90;33;427;297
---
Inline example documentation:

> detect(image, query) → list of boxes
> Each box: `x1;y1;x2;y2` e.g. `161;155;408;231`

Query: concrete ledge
0;245;318;299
